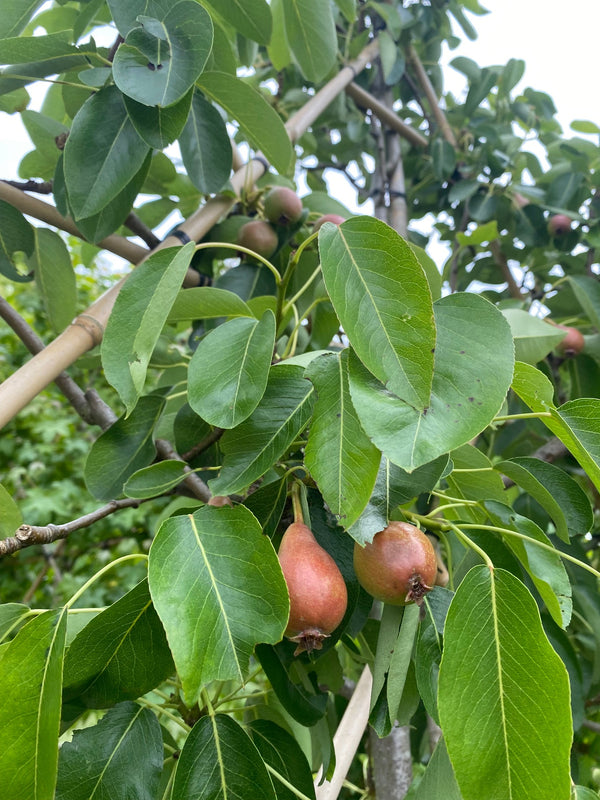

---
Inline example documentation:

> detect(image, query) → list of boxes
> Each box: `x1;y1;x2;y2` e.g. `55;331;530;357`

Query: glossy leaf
567;274;600;329
0;0;46;38
124;460;188;498
512;362;600;493
101;243;195;415
501;309;564;364
168;286;253;321
204;0;272;44
438;567;572;800
0;483;22;537
496;457;592;543
0;608;67;800
56;702;163;800
387;603;420;722
112;2;213;107
319;217;435;410
172;714;277;800
124;88;193;149
281;0;337;82
29;228;76;333
196;71;293;175
415;587;453;723
188;311;276;429
348;293;514;472
148;505;289;705
63;85;150;219
267;0;292;71
0;602;29;643
348;455;449;545
84;394;164;501
305;351;381;529
248;720;316;800
485;501;572;629
243;477;288;539
446;444;506;511
412;738;462;800
63;580;174;707
209;364;314;495
0;198;34;281
179;90;232;193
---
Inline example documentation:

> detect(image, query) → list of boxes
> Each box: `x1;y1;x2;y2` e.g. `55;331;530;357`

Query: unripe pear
556;324;585;357
313;214;345;231
264;186;303;225
547;214;572;236
278;521;347;655
237;220;278;258
354;521;437;606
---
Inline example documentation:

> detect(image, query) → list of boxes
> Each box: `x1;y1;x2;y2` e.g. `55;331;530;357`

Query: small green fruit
237;220;278;258
264;187;303;225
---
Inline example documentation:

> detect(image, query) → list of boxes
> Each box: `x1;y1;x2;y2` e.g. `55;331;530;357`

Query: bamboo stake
345;83;428;148
0;181;149;265
314;666;373;800
406;44;457;147
0;38;380;430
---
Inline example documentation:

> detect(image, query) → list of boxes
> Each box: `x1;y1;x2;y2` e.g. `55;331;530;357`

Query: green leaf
0;608;67;800
387;603;420;722
209;364;314;495
485;501;572;629
188;311;276;429
446;444;506;510
281;0;337;82
29;228;76;333
567;275;600;329
124;88;193;149
101;243;195;415
319;216;435;410
0;0;46;38
173;714;277;799
63;580;174;707
409;242;442;301
501;309;564;365
243;477;288;539
305;351;380;529
112;2;213;107
412;738;462;800
56;702;163;800
179;90;232;194
495;457;592;543
196;71;293;175
348;455;449;545
0;37;91;95
63;85;150;220
84;394;165;501
0;198;35;281
0;483;22;537
415;587;453;723
124;460;188;498
255;643;328;726
168;286;253;321
348;293;514;472
0;602;30;643
432;138;456;180
204;0;272;44
546;172;585;209
512;362;600;494
438;567;572;800
148;505;289;705
267;0;292;71
248;720;316;800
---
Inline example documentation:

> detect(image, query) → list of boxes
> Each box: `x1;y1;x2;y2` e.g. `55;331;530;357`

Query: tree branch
155;439;211;502
124;212;161;249
182;428;224;462
406;44;457;147
345;82;428;149
489;240;523;299
3;179;53;194
0;498;142;557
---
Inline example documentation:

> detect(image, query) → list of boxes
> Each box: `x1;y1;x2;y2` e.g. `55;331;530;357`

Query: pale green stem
444;521;495;571
422;502;479;517
65;554;148;610
291;481;304;524
282;264;323;313
137;697;191;732
161;762;177;800
264;763;314;800
493;412;552;422
194;241;281;284
280;297;328;359
449;467;494;473
461;523;600;580
213;665;264;709
430;490;480;505
280;304;300;359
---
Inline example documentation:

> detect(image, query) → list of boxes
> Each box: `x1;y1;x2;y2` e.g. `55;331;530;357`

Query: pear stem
291;481;304;524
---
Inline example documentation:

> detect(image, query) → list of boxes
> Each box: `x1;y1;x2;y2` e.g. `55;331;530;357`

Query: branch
107;34;124;63
489;240;523;299
182;427;224;462
345;82;428;149
3;179;53;194
124;212;161;249
0;498;142;557
155;439;211;502
406;44;457;147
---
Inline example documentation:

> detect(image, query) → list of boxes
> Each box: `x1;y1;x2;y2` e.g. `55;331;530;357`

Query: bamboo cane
313;666;373;800
345;83;428;148
406;44;457;147
0;38;380;429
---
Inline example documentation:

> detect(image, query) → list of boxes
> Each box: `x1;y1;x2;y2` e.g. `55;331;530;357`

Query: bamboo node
71;314;105;346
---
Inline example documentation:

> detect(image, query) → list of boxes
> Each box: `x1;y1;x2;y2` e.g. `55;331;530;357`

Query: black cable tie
167;228;192;245
389;190;407;199
251;154;270;171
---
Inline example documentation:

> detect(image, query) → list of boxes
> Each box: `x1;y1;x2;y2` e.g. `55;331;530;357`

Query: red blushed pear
313;213;345;231
278;521;348;655
556;324;585;357
237;220;278;258
547;214;572;236
354;521;437;606
263;186;303;225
